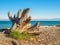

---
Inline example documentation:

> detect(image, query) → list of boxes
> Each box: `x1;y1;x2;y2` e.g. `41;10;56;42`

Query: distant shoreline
0;20;60;21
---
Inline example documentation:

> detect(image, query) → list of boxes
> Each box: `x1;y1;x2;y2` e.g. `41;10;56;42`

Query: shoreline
0;24;59;29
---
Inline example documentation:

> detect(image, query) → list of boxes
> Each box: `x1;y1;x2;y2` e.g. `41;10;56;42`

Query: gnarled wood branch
8;8;40;33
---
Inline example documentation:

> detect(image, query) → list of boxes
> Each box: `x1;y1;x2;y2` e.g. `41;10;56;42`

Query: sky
0;0;60;20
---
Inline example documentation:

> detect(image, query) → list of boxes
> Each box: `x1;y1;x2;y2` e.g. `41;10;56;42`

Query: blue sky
0;0;60;20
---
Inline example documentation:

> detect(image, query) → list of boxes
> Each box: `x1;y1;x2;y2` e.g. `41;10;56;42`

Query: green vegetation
8;30;32;40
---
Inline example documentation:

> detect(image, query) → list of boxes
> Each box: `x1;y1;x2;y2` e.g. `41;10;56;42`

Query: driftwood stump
8;8;40;33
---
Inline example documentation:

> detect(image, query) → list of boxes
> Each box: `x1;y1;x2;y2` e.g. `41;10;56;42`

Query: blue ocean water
0;21;60;29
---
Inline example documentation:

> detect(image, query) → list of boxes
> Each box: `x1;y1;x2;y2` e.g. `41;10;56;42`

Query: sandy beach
0;26;60;45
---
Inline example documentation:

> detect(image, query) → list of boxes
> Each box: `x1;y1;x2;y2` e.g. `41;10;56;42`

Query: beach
0;26;60;45
0;0;60;45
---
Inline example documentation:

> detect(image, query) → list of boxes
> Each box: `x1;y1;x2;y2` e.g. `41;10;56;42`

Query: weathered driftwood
8;8;40;33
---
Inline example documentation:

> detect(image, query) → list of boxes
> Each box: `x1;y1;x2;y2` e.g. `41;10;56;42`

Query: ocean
0;21;60;29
